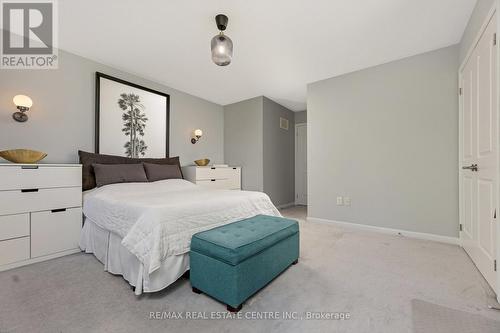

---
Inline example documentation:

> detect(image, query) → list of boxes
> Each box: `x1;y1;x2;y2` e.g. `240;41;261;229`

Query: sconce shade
191;129;203;144
12;95;32;122
13;95;33;108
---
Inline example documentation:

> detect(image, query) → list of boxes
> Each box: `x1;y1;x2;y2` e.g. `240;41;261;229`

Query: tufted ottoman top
191;215;299;266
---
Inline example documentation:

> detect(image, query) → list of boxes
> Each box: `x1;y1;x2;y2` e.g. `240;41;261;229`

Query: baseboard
276;202;296;209
307;217;460;245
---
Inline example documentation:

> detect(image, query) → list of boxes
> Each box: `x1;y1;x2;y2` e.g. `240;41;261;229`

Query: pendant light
211;14;233;66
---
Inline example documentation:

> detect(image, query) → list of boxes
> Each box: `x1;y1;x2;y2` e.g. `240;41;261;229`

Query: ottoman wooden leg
292;259;299;265
227;304;242;313
192;287;203;294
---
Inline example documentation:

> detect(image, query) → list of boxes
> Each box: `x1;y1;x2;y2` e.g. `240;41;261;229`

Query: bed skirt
79;218;189;295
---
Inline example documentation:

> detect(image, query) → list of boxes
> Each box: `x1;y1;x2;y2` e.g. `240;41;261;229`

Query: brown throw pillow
143;163;182;182
78;150;183;191
92;164;148;187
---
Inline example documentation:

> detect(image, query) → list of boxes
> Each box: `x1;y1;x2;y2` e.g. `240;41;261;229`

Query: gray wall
295;111;307;124
459;0;496;64
224;97;264;191
0;49;224;166
224;96;295;205
262;97;295;206
307;45;459;237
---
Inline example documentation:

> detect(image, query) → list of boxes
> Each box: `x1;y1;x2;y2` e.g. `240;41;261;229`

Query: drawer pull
21;188;39;193
233;167;237;169
21;165;39;169
211;179;216;182
211;167;216;170
51;208;67;213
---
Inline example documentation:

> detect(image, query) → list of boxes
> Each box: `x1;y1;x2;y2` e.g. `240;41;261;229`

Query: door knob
462;164;478;172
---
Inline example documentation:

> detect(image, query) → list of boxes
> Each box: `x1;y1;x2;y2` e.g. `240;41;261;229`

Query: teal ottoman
190;215;299;312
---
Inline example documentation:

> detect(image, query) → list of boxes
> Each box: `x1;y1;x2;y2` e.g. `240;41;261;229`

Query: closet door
459;12;498;292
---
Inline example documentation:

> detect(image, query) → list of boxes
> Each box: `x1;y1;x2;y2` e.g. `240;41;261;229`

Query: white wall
0;49;224;166
307;45;459;237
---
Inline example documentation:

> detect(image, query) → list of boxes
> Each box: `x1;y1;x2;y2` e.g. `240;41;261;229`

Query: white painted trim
0;248;81;272
496;0;500;304
458;56;465;249
307;217;460;245
276;202;296;209
459;3;497;72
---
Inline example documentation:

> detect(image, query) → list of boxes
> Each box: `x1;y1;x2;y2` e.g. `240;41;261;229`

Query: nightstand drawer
0;187;81;215
0;237;30;266
196;167;240;180
197;179;238;190
0;214;29;241
0;166;81;191
31;207;82;258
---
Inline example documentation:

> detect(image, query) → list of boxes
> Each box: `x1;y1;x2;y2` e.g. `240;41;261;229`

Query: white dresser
0;164;82;271
182;166;241;190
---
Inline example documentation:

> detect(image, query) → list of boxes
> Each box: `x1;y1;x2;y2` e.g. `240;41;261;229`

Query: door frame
295;123;307;205
458;1;500;300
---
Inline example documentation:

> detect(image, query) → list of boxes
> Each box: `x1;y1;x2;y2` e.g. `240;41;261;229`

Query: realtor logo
1;0;58;69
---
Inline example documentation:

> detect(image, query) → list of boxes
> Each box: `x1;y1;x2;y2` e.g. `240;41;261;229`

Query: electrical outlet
344;197;351;206
336;197;343;206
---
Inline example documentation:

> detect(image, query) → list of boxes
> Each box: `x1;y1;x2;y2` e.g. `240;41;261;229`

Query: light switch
336;197;343;205
344;197;351;206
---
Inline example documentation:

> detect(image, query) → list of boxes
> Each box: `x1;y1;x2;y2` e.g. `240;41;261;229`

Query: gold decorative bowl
194;158;210;166
0;149;47;164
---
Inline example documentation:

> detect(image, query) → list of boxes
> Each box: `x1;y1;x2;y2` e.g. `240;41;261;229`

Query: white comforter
83;179;281;274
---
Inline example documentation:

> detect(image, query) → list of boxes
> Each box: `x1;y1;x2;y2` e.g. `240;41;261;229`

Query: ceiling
59;0;477;111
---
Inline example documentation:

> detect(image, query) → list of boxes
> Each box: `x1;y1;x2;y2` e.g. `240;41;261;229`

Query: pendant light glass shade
211;32;233;66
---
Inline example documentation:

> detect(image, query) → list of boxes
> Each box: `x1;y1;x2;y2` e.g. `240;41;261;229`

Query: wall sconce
12;95;33;122
191;129;203;144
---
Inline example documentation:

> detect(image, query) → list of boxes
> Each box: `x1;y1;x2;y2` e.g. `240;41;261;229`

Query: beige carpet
0;206;499;332
412;299;500;333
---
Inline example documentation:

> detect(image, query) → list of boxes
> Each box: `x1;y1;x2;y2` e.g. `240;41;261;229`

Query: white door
295;124;307;205
460;12;498;292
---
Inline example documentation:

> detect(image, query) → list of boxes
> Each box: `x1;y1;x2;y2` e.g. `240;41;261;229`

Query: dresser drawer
0;166;81;191
0;187;82;215
31;207;82;258
196;167;241;180
0;214;30;241
0;237;30;266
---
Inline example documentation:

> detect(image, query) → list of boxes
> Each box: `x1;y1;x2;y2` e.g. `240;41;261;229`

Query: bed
79;178;281;295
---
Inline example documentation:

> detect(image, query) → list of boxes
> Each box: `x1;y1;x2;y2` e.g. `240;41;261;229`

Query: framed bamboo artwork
95;72;170;158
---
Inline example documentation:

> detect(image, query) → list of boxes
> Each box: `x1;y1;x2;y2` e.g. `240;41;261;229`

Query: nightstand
182;166;241;190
